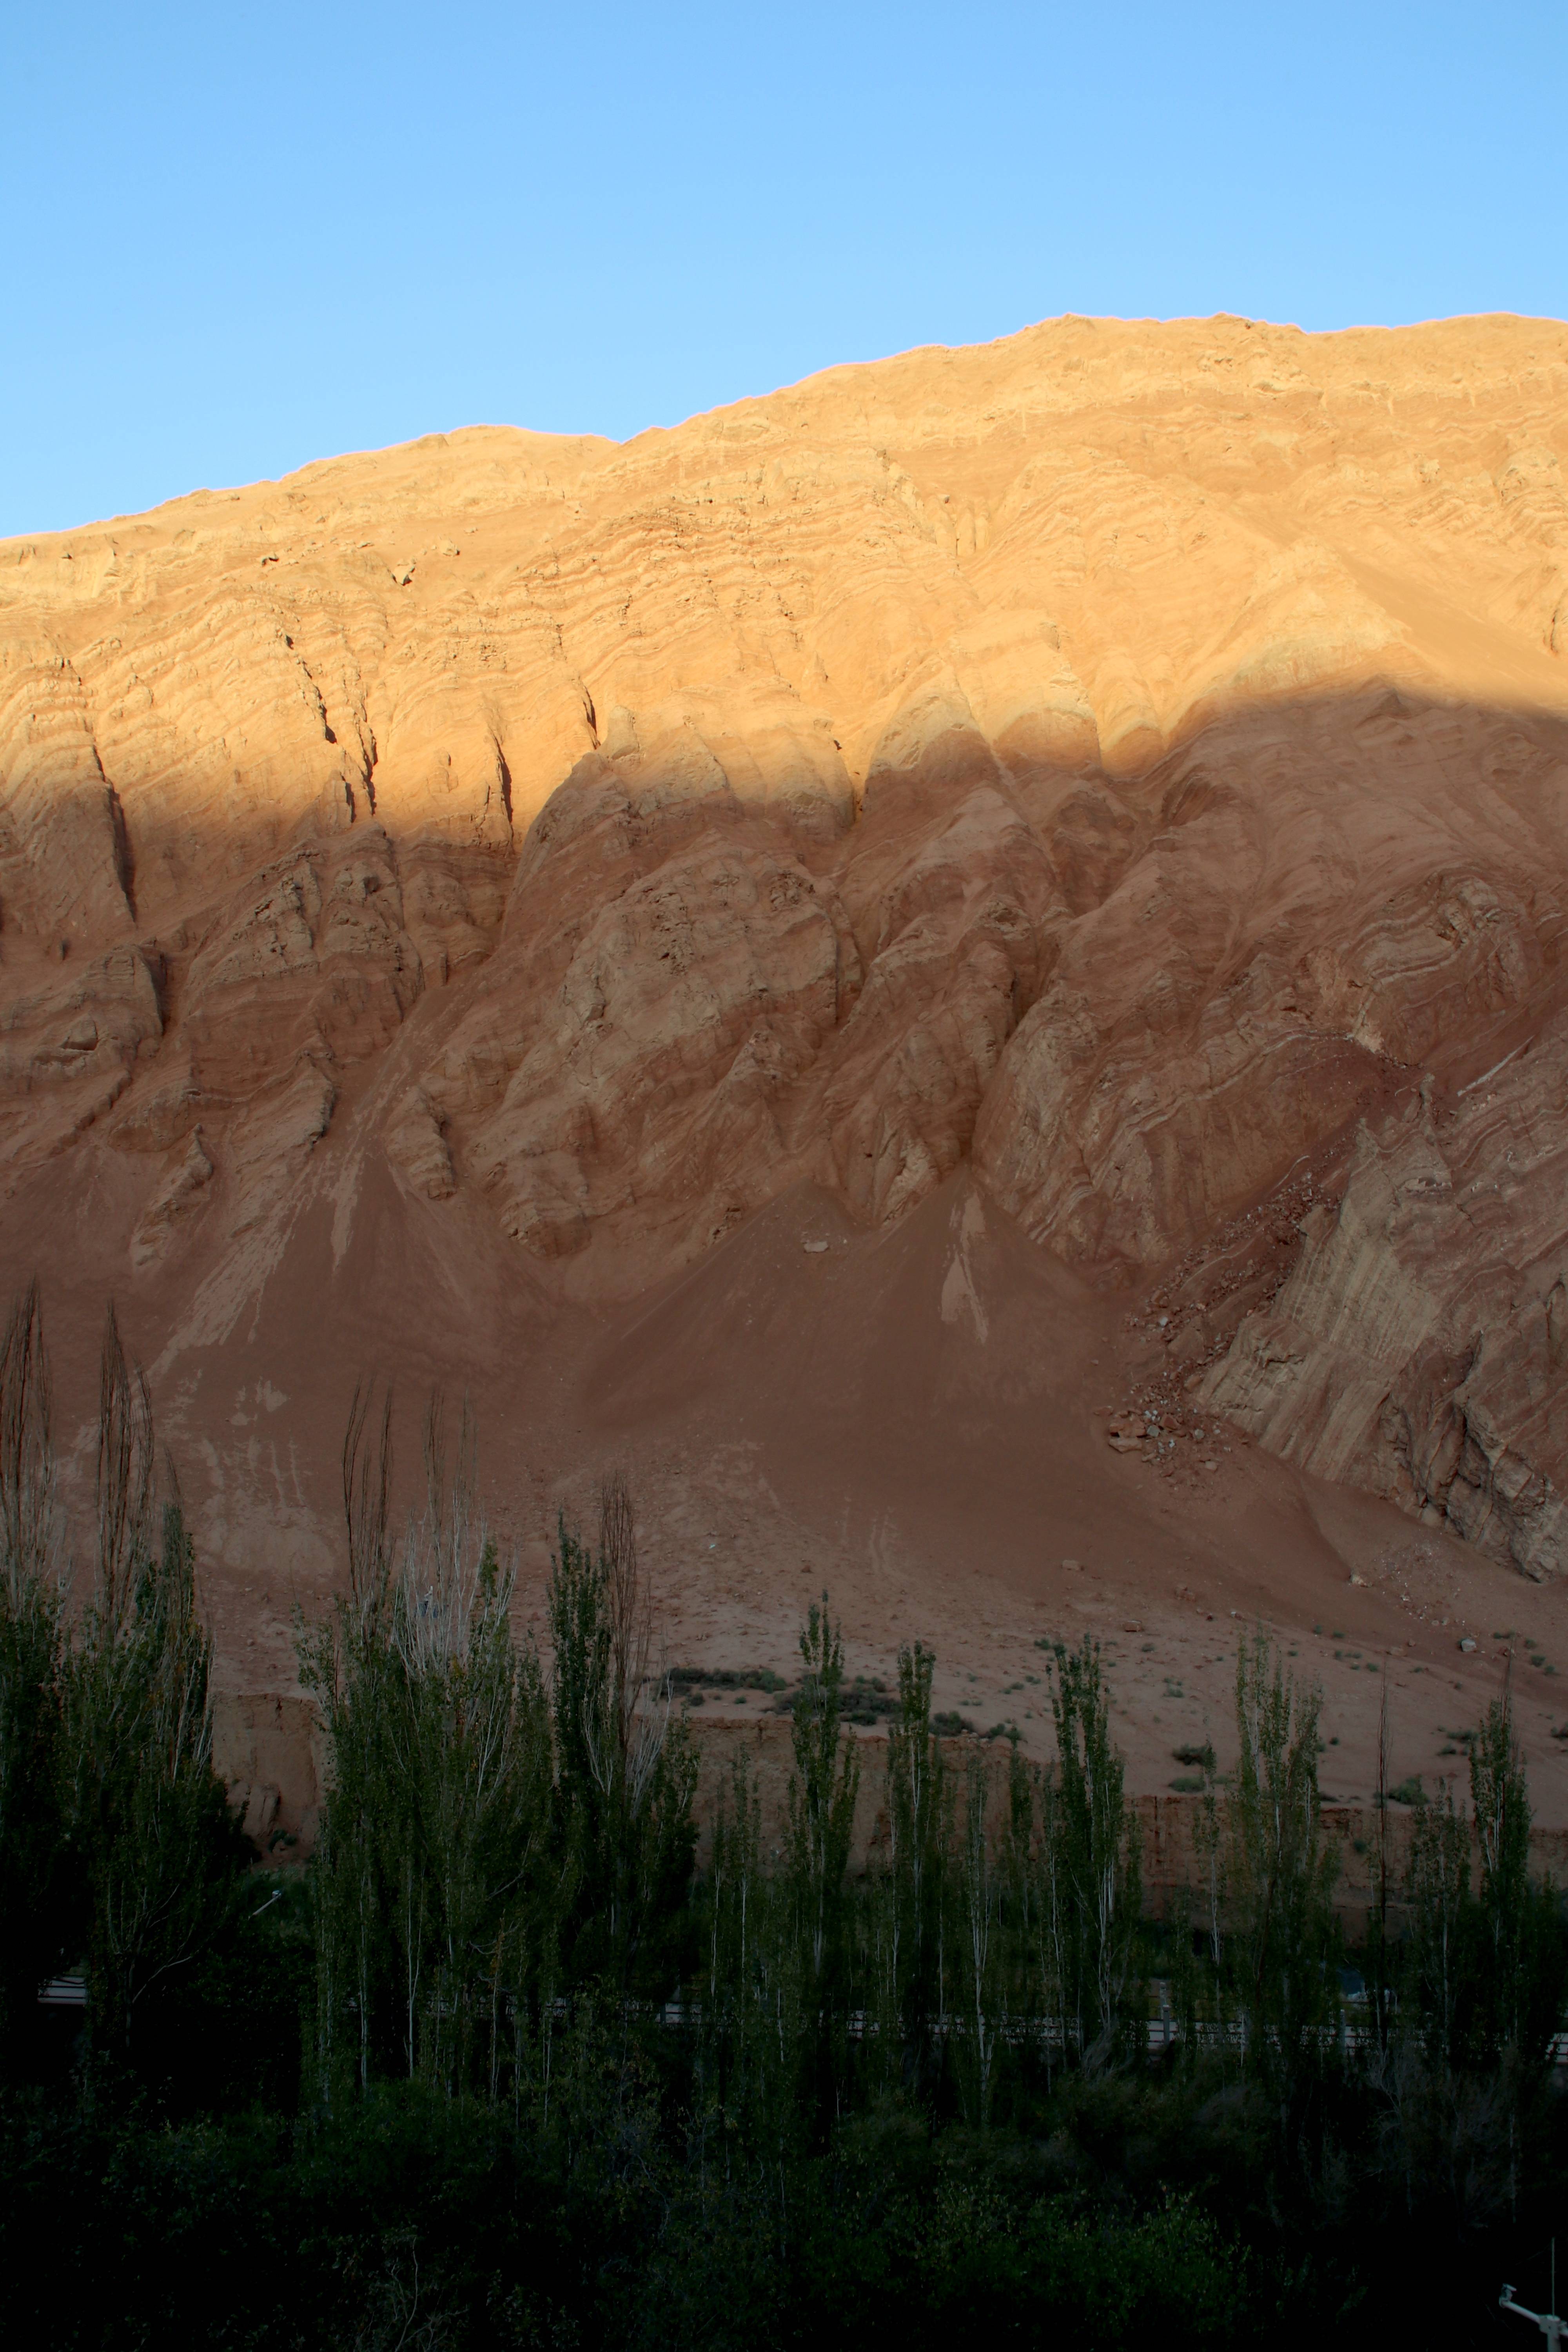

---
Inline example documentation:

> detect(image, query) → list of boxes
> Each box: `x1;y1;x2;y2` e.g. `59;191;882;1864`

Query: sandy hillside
4;311;1568;1826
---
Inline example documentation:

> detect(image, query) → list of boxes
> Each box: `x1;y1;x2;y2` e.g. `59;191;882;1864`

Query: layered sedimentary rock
2;312;1567;1582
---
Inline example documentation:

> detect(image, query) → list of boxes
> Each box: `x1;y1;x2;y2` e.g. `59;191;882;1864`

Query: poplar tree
303;1390;555;2097
1224;1630;1338;2106
1468;1689;1565;2065
0;1282;71;2054
1049;1635;1141;2060
1405;1771;1473;2071
547;1474;695;1996
882;1639;950;2083
702;1749;792;2150
67;1308;238;2067
958;1747;1000;2124
786;1595;859;2129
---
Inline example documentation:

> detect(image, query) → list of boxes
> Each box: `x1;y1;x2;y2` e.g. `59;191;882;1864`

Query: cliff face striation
3;311;1568;1608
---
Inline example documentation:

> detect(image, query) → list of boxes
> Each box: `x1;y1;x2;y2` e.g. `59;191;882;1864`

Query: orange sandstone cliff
4;313;1568;1768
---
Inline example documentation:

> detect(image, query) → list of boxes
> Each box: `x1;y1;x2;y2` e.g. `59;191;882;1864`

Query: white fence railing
43;1975;1568;2069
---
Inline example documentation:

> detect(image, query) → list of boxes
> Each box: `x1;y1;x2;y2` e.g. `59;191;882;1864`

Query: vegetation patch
4;1285;1568;2350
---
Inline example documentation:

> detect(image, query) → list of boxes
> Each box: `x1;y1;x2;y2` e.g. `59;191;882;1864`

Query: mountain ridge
3;310;1568;1807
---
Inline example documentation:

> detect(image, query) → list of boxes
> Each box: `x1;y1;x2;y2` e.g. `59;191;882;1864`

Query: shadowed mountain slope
4;313;1568;1788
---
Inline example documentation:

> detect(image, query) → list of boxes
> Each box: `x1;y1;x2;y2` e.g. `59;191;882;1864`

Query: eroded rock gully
2;311;1568;1617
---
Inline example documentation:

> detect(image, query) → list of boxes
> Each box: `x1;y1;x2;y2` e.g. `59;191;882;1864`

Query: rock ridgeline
2;312;1567;1583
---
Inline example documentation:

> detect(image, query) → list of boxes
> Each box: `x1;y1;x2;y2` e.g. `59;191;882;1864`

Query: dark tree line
0;1284;240;2081
3;1281;1568;2348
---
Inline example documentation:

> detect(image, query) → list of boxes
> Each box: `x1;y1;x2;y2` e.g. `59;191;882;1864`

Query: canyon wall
2;312;1567;1590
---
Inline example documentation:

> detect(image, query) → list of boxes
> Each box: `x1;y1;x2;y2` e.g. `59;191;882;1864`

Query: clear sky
4;0;1565;537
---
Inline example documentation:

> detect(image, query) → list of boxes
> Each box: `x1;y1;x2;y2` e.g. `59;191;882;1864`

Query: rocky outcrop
1203;1008;1568;1582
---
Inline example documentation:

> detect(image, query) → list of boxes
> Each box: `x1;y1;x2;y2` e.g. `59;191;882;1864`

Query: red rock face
2;313;1567;1628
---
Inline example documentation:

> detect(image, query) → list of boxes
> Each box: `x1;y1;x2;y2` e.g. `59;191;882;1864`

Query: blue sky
4;1;1564;536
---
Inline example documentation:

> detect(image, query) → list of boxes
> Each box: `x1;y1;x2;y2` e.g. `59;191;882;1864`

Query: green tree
882;1639;950;2085
1224;1630;1338;2104
787;1596;860;1996
1048;1636;1141;2060
1404;1770;1473;2071
546;1474;696;1997
0;1282;72;2058
786;1594;860;2129
701;1747;797;2158
302;1390;555;2098
957;1748;1001;2125
67;1308;240;2069
1000;1739;1058;2073
1468;1688;1565;2065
